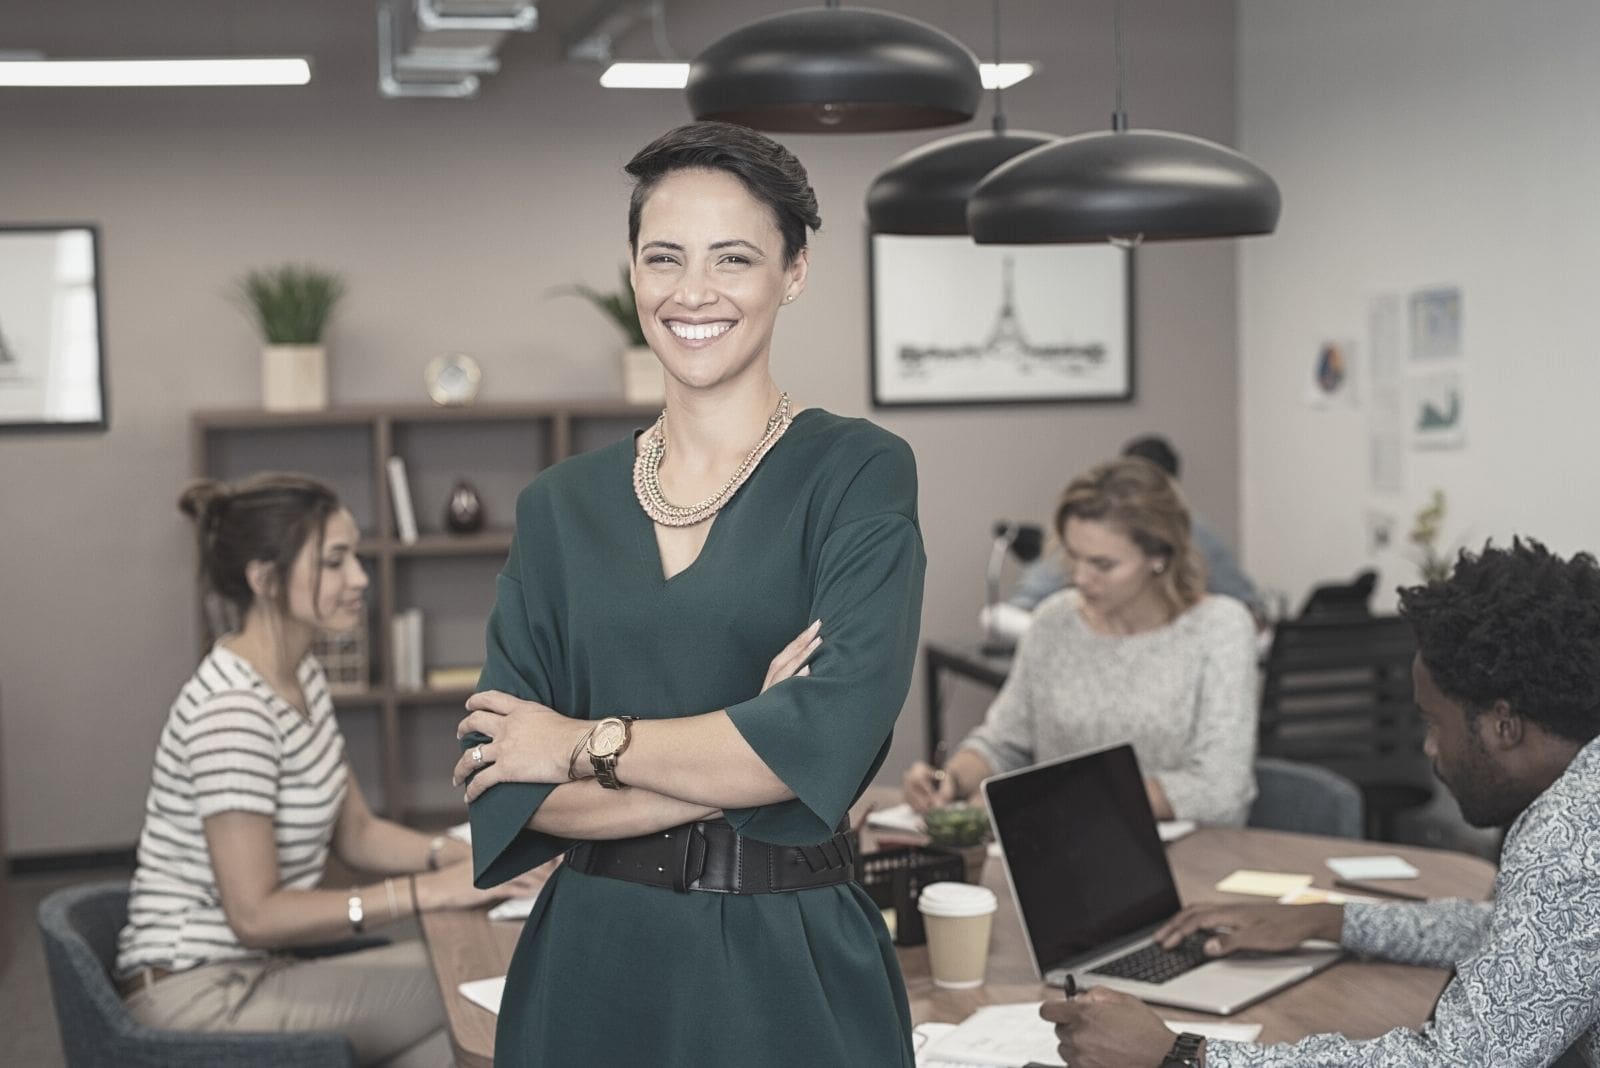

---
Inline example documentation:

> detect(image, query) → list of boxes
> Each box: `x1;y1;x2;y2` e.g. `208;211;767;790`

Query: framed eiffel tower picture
868;234;1133;408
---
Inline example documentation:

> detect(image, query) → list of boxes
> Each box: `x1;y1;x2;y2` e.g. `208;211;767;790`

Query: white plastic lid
916;881;997;918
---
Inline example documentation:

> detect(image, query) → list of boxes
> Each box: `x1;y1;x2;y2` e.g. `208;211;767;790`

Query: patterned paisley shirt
1210;734;1600;1067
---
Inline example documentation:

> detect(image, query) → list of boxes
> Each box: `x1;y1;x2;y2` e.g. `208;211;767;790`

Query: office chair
1258;614;1433;841
1248;757;1364;839
38;880;356;1068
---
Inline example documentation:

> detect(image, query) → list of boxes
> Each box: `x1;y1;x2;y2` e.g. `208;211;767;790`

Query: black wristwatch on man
1160;1032;1205;1067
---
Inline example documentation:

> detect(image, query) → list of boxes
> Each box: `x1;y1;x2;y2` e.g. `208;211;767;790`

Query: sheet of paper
1279;887;1376;906
458;976;505;1016
1326;855;1420;881
488;895;538;921
922;1002;1264;1067
866;802;926;834
1158;819;1197;843
1216;870;1314;898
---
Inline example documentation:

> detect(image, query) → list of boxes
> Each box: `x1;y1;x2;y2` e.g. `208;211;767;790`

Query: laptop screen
985;744;1182;973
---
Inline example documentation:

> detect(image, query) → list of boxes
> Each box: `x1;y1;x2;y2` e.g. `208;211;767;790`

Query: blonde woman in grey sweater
905;458;1259;825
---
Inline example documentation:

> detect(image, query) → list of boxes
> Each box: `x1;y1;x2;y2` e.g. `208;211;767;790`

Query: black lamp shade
867;128;1056;234
687;6;983;134
968;128;1282;244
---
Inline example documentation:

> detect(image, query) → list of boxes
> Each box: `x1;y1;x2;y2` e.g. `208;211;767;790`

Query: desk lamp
983;521;1043;654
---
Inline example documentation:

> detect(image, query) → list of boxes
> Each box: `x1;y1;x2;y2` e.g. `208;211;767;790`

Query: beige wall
0;0;1241;853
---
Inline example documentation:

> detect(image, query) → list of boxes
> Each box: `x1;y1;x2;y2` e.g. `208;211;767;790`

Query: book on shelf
426;664;484;691
390;607;424;690
386;455;419;545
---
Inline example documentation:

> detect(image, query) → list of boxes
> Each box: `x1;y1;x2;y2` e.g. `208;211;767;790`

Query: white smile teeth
669;321;732;341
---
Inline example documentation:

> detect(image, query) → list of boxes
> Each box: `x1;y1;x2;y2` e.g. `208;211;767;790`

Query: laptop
982;743;1343;1016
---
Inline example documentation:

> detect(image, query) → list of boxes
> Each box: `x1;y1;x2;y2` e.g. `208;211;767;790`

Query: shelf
395;686;476;706
392;531;514;557
193;401;658;429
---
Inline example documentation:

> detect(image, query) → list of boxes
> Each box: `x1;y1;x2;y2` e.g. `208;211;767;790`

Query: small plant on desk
923;803;992;885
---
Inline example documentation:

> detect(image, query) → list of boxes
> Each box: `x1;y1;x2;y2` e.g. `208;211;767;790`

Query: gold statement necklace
633;392;793;527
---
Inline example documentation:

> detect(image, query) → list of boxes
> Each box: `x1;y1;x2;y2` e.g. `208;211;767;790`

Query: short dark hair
1122;435;1180;479
1398;538;1600;744
179;472;341;623
624;121;821;266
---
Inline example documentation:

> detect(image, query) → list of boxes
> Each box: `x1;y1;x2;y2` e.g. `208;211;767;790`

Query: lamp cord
991;0;1007;134
1112;0;1129;131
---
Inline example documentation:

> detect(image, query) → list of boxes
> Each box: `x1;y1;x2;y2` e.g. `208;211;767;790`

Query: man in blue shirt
1042;538;1600;1067
1009;435;1263;618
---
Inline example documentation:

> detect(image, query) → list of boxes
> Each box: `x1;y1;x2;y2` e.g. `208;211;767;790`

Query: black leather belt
567;818;855;894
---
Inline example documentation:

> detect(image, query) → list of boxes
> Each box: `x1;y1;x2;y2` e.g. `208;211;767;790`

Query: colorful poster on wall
1306;339;1358;407
1408;287;1462;361
1408;369;1466;450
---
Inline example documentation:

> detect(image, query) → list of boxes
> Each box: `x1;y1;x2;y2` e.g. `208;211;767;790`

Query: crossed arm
452;622;823;840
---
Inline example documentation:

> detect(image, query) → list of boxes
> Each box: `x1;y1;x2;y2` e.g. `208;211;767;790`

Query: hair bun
178;479;231;525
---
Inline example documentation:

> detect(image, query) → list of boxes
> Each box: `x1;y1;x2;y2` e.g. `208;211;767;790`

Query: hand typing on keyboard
1089;932;1212;984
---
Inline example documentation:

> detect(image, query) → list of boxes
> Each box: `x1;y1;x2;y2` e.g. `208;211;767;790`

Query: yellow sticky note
1215;870;1314;897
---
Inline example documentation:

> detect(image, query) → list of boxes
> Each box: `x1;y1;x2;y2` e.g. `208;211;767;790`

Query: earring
1152;561;1167;575
783;294;794;304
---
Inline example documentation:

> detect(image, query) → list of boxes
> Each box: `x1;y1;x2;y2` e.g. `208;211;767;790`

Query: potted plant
556;266;662;405
922;802;993;885
237;264;346;411
1409;489;1452;584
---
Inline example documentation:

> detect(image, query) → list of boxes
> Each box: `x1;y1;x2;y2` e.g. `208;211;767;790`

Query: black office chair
1258;614;1433;842
1297;568;1379;618
1248;757;1364;839
38;881;357;1067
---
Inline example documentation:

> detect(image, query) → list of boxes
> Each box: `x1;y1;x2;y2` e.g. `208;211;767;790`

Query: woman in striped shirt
116;473;539;1066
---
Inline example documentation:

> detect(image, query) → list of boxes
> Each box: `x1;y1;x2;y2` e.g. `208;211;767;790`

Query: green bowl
922;803;991;847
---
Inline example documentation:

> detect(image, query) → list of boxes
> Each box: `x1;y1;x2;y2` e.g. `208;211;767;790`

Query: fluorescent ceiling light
981;62;1034;90
0;58;312;87
600;61;688;89
599;61;1033;91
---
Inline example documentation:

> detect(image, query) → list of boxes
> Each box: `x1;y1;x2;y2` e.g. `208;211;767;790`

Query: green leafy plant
922;803;991;848
1409;488;1452;584
554;265;647;347
236;265;346;344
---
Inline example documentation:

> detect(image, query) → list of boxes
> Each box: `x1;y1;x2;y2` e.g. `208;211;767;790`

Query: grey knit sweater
961;590;1260;825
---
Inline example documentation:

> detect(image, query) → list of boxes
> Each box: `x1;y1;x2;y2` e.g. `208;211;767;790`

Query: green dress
466;408;926;1067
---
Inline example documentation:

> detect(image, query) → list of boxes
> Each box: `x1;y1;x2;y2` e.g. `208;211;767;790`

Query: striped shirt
115;643;348;978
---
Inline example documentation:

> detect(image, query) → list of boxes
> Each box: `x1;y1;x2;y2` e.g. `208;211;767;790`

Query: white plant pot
262;343;328;411
621;344;665;406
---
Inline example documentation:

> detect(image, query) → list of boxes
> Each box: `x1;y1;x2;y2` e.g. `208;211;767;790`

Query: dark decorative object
445;479;484;534
687;3;981;133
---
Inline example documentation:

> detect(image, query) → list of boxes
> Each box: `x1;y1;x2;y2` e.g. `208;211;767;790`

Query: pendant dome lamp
865;1;1054;234
967;0;1280;245
686;2;983;134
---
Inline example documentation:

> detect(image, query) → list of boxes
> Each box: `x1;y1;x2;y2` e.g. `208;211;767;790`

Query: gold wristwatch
587;716;636;789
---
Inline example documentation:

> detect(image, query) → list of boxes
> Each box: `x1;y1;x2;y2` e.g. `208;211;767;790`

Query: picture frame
869;233;1134;408
0;224;109;432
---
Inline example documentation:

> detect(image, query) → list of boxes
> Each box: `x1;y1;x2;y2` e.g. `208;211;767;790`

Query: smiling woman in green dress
449;122;927;1066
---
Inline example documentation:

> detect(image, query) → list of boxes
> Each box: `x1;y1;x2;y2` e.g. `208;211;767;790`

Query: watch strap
1160;1032;1205;1068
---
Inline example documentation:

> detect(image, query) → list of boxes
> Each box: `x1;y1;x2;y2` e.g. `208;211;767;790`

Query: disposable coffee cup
918;881;998;990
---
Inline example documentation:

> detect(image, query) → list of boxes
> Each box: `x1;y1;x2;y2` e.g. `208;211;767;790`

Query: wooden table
420;803;1495;1066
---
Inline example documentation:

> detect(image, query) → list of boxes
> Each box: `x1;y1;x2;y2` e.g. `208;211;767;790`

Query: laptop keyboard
1089;933;1210;985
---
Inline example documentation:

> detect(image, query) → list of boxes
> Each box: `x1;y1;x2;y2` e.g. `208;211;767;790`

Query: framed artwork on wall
0;224;108;431
868;233;1134;408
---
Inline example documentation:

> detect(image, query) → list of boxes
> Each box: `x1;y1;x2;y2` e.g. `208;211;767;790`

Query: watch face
590;720;625;754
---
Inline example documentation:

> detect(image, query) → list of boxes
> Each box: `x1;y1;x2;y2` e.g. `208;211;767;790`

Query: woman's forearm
609;712;794;809
530;779;721;839
227;880;419;950
945;748;996;801
338;817;468;875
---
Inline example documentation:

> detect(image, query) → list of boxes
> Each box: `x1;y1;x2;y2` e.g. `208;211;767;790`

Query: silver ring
471;746;484;765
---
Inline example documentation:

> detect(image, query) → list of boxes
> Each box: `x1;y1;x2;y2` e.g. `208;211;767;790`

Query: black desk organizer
857;846;966;946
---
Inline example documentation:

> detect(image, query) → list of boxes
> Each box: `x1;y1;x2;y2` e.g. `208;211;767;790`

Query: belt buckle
672;823;707;893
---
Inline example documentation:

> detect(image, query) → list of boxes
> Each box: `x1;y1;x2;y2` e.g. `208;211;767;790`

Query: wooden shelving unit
191;401;656;819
